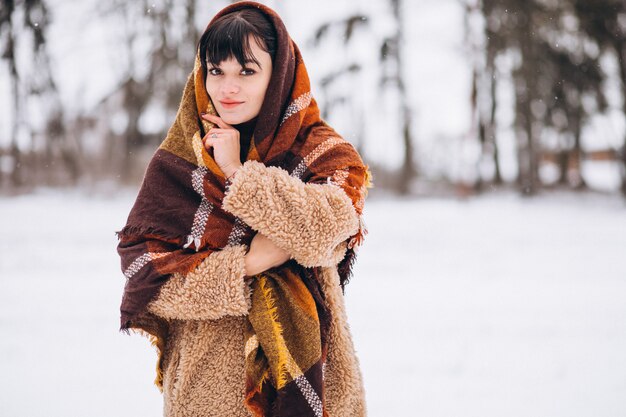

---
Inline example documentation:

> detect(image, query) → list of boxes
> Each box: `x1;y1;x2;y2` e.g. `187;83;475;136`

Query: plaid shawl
116;2;371;416
244;266;331;416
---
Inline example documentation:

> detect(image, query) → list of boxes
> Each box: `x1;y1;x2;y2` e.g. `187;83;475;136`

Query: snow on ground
0;188;625;417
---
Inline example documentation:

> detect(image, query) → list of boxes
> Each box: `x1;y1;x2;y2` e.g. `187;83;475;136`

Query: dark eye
241;68;256;76
208;68;222;76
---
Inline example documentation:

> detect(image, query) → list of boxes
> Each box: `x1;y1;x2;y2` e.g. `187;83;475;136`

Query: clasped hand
201;113;291;278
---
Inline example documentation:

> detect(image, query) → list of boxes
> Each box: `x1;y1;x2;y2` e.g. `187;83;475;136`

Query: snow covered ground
0;189;625;417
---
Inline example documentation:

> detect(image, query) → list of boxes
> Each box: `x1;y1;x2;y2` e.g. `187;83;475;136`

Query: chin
221;114;253;125
219;115;237;124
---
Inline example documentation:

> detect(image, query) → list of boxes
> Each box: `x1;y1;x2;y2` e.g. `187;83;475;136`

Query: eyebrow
244;60;262;68
208;60;262;69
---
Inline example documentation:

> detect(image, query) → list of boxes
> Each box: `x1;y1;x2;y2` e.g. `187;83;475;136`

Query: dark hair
198;9;277;79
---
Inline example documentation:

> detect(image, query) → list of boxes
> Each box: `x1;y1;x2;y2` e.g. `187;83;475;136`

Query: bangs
199;12;273;73
205;26;264;68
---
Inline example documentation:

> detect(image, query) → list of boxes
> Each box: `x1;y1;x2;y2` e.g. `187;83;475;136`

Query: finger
207;129;239;144
205;129;220;138
202;113;232;130
204;137;215;149
203;129;225;142
207;128;231;136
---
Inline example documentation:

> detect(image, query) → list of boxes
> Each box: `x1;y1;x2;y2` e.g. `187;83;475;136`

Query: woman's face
205;35;273;125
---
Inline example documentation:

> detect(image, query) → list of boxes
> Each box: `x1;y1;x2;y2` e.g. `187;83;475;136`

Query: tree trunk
516;3;539;195
6;12;23;187
488;63;502;184
571;114;587;190
615;41;626;197
391;0;417;194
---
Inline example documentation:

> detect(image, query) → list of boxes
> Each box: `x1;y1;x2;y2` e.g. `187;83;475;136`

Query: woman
116;2;372;416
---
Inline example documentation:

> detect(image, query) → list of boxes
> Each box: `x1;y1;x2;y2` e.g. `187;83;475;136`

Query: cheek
205;78;219;97
256;77;271;101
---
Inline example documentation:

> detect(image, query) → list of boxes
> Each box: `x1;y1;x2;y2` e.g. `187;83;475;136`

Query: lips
220;100;244;109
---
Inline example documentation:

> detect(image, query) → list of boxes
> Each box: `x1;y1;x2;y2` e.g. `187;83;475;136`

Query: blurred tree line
1;0;625;197
466;0;626;196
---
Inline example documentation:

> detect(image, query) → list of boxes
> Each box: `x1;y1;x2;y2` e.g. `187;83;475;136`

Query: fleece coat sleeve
146;244;251;320
221;160;360;268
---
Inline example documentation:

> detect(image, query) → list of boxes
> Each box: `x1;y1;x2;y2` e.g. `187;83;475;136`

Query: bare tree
479;0;608;195
573;0;626;197
1;0;25;187
310;2;417;195
0;0;75;191
309;14;368;155
382;0;418;194
464;0;504;192
96;0;207;182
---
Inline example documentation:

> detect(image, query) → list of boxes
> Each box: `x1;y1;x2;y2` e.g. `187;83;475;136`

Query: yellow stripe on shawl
278;268;319;319
257;274;304;389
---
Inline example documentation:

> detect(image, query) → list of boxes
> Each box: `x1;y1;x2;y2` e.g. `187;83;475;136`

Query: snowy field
0;189;625;417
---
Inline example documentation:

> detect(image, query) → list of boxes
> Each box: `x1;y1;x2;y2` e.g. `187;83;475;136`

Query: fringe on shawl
337;166;373;293
116;224;241;259
115;225;185;243
120;311;170;392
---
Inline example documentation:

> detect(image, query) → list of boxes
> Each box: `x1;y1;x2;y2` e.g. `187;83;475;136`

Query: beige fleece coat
145;160;368;417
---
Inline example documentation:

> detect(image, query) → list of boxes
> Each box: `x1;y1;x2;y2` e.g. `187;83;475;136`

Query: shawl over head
116;2;371;415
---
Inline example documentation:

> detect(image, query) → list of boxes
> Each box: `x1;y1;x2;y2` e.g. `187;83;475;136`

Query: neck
234;116;258;163
234;116;258;135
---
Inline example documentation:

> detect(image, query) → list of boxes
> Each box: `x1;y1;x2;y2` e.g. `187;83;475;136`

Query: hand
201;113;243;178
244;232;291;277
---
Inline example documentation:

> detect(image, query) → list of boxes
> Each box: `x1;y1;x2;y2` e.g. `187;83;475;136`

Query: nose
220;77;240;96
